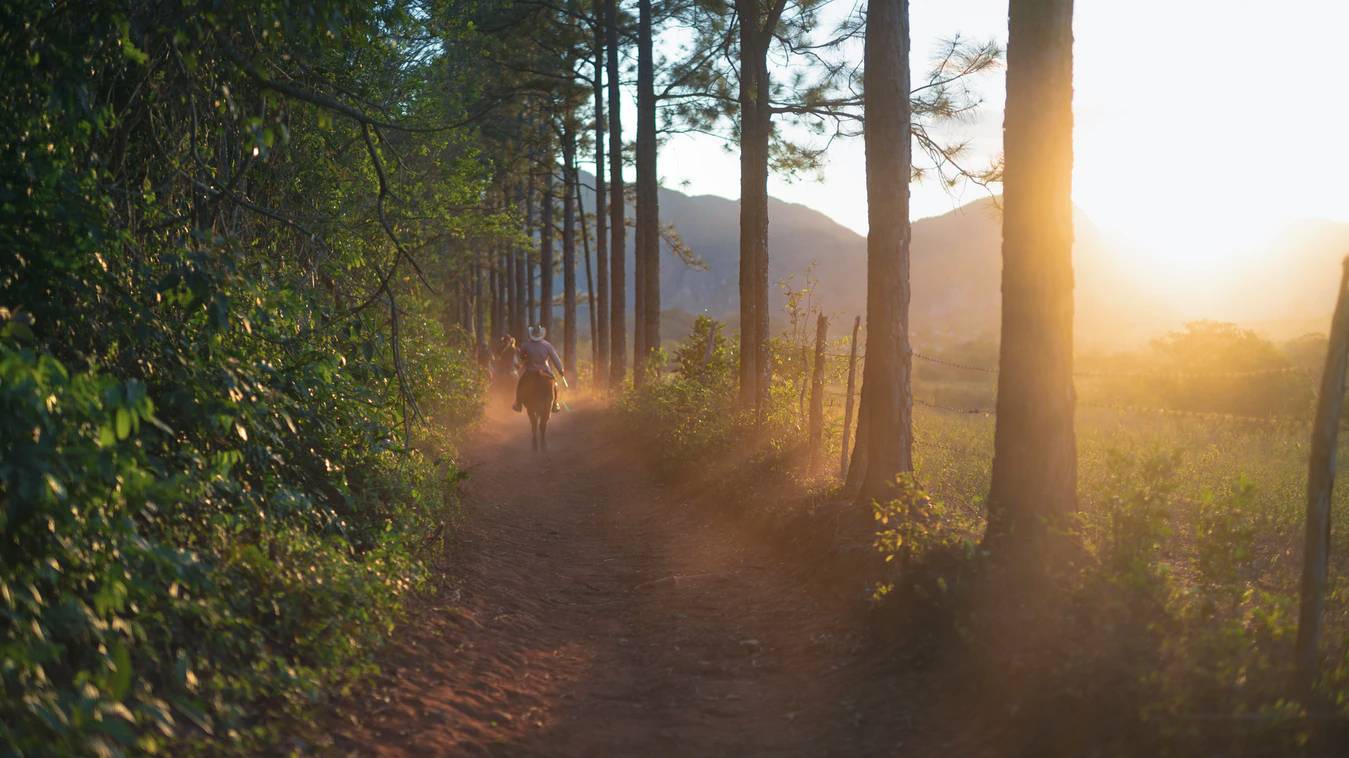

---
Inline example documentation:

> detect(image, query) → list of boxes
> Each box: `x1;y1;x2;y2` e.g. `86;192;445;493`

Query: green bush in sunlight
622;315;829;473
622;317;741;468
1079;321;1316;418
885;406;1349;750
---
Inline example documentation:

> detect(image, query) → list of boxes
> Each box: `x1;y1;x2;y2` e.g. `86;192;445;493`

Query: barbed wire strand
823;348;1310;381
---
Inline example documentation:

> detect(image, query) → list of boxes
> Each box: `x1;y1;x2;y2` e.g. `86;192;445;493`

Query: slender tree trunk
808;313;828;470
984;0;1077;558
473;255;485;348
606;0;627;387
857;0;914;503
523;173;535;330
1294;258;1349;695
490;244;503;343
501;246;510;340
578;171;598;375
737;22;770;412
635;0;659;386
458;276;471;333
563;126;578;376
634;225;644;377
541;161;555;334
511;179;525;338
735;0;783;418
504;248;512;335
530;260;538;326
593;16;610;386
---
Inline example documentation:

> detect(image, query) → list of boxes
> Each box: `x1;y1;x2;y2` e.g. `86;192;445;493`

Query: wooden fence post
808;313;829;469
1295;256;1349;695
839;316;862;478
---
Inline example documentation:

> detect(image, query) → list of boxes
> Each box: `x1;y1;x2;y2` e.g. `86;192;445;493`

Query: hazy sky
653;0;1349;287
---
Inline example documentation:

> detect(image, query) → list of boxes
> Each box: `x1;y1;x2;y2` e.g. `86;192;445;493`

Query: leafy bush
0;1;489;752
885;416;1347;751
1080;321;1315;418
621;316;741;467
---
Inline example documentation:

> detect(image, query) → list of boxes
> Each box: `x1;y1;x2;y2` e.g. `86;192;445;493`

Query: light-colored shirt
519;339;563;377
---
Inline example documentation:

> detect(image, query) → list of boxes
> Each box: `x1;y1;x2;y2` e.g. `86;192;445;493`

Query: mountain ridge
579;173;1349;346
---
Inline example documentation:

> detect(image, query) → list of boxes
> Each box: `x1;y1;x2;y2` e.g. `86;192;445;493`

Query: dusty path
319;400;932;756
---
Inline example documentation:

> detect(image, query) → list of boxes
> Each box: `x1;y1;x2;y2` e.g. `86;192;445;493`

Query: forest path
317;398;930;756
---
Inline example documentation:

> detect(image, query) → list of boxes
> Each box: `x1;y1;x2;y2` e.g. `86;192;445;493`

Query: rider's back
519;339;561;376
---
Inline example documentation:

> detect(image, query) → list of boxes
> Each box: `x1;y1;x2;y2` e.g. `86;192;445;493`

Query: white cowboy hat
528;325;546;341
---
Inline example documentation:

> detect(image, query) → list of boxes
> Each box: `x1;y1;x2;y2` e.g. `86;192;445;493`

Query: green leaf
125;379;146;406
209;294;229;331
108;642;132;701
115;408;131;440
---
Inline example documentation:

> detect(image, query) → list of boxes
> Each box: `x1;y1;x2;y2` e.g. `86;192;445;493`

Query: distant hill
584;177;1349;347
642;182;1175;347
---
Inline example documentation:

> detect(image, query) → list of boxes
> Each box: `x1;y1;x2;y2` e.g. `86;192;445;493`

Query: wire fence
814;342;1315;423
827;347;1308;380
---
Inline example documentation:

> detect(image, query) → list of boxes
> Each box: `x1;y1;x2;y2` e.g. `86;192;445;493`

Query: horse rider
495;335;519;382
513;325;565;414
475;340;495;382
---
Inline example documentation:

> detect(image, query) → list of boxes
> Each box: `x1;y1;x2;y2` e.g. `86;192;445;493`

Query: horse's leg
529;411;539;451
539;413;548;452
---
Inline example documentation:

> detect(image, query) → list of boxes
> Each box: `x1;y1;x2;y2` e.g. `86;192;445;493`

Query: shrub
0;2;484;751
622;316;740;467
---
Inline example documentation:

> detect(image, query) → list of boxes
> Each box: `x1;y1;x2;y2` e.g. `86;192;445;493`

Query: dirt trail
318;400;935;756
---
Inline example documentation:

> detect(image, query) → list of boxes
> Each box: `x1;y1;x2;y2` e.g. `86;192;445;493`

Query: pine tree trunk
563;128;578;376
473;256;485;348
489;245;502;343
593;16;610;386
737;22;770;413
578;173;598;375
510;179;525;339
524;172;535;329
857;0;914;503
540;165;554;334
984;0;1077;558
458;277;471;333
606;0;627;387
635;0;659;386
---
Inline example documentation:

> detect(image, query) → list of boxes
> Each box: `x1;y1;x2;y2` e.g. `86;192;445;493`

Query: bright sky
655;0;1349;288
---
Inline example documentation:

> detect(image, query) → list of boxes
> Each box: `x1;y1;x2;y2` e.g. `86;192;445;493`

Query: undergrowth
1;3;489;753
628;316;1349;755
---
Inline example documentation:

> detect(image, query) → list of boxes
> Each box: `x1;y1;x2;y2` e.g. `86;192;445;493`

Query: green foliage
621;312;830;472
621;316;742;468
1084;449;1178;601
0;0;503;752
870;474;960;601
1080;321;1315;418
899;404;1348;749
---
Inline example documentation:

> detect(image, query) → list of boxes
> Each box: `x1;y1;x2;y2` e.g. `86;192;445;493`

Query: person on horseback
495;335;519;379
514;325;564;414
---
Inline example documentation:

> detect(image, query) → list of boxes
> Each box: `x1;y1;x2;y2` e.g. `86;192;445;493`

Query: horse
518;369;555;452
490;361;517;402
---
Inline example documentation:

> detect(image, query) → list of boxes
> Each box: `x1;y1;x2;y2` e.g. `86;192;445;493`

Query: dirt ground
308;399;974;757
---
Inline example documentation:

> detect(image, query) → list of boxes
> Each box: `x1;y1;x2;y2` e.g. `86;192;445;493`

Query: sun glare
666;0;1349;322
1067;0;1349;310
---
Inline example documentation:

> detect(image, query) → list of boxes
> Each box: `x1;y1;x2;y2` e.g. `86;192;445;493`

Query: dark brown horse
518;370;554;451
